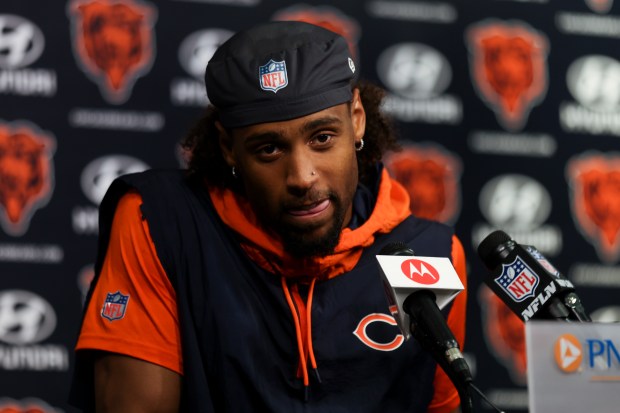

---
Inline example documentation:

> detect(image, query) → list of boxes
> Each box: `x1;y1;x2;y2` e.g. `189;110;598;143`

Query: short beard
277;196;346;259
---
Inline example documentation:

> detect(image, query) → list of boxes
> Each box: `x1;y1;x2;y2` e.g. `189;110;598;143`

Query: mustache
282;191;338;210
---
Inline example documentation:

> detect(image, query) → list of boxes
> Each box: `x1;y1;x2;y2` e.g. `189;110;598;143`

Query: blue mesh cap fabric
205;21;358;128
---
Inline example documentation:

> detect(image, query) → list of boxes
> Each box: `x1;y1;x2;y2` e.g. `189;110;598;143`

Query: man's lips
287;199;331;217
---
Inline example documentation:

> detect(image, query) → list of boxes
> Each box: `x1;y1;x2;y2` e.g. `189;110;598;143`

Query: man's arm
94;353;181;413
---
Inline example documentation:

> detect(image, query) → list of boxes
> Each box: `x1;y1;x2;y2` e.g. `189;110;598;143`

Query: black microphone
377;243;473;394
477;230;590;322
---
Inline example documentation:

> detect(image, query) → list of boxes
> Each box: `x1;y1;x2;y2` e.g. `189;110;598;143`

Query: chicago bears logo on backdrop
479;286;527;384
0;397;60;413
467;20;549;131
67;0;157;104
566;152;620;263
585;0;614;13
0;121;55;236
384;144;461;224
272;4;360;57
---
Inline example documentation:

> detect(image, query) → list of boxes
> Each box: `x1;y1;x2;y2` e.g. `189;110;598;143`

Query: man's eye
257;144;279;156
313;134;332;145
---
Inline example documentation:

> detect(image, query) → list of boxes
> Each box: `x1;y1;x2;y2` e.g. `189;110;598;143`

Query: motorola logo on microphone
400;259;440;285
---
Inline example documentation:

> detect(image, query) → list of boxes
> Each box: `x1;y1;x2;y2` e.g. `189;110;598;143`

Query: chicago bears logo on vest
467;19;548;131
101;291;130;321
67;0;157;104
0;120;55;236
353;313;405;351
566;152;620;263
259;59;288;93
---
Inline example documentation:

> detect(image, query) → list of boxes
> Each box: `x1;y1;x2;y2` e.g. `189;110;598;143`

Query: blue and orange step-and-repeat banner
1;0;620;411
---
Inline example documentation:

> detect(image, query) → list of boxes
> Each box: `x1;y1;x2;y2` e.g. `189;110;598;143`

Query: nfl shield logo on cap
101;291;130;321
259;59;288;93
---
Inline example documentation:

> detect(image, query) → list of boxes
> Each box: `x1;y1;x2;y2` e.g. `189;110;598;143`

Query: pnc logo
554;333;583;373
400;259;440;285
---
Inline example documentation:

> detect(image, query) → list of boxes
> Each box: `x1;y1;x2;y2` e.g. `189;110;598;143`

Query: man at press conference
70;20;468;412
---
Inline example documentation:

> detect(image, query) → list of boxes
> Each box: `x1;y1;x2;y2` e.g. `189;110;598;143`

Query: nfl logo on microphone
495;257;539;302
259;59;288;93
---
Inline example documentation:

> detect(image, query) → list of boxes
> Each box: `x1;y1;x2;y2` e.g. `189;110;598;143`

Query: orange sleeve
427;234;468;413
76;191;183;375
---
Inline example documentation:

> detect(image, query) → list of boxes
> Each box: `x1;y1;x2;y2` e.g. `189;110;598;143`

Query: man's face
220;89;366;258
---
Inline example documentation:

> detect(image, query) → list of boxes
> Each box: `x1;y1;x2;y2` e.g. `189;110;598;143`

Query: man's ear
350;88;366;142
216;121;236;167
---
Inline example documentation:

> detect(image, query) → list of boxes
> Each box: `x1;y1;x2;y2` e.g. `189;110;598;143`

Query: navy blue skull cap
205;21;358;128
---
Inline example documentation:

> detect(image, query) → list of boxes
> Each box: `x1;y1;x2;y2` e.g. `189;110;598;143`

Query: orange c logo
554;333;583;373
353;313;405;351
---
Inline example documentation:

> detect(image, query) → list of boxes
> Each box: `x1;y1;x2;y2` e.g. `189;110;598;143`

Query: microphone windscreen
477;230;512;269
379;242;414;256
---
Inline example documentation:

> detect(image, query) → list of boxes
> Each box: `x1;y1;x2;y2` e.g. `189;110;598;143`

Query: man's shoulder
375;215;454;257
117;168;187;187
395;214;454;239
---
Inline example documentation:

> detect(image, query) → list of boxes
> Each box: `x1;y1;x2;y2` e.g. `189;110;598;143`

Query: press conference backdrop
1;0;619;411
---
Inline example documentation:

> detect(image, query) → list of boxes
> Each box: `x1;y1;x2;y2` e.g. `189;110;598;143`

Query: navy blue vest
74;169;455;413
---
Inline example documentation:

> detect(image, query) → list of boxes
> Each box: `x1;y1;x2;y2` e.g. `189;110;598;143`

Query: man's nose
285;149;318;194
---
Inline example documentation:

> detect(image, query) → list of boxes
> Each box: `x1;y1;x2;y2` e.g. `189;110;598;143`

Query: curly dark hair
181;80;400;190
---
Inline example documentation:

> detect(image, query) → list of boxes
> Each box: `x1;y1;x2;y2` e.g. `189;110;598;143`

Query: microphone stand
405;296;506;413
408;316;474;413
